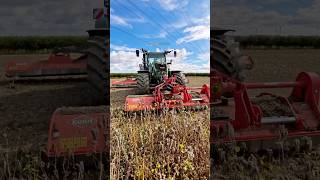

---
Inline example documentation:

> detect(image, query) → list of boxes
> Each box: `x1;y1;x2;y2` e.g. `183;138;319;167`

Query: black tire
137;73;150;94
86;35;109;104
174;72;187;86
211;35;251;81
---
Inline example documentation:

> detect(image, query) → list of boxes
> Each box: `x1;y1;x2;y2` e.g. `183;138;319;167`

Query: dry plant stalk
110;108;210;179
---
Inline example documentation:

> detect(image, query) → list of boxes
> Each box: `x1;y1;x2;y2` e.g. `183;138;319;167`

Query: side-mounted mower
41;4;109;177
5;47;88;82
211;70;320;163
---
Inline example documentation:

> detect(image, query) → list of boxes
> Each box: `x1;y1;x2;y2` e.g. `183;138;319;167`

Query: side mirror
174;51;177;57
136;50;139;57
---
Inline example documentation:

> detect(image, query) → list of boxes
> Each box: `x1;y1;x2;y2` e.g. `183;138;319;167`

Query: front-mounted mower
125;75;210;112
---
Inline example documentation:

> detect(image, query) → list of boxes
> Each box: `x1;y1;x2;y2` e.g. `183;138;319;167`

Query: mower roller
211;70;320;163
125;75;210;112
5;49;88;82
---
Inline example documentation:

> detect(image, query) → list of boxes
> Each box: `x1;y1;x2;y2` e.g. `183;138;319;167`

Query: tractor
135;49;187;94
124;49;209;112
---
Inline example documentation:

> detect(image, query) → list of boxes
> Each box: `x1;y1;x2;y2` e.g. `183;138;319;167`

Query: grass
110;108;210;179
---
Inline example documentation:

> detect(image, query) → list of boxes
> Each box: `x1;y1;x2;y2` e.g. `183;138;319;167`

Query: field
0;54;103;179
110;76;210;179
213;49;320;179
1;49;320;178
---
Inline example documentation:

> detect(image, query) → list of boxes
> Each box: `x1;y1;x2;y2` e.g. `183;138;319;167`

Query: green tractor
135;49;188;94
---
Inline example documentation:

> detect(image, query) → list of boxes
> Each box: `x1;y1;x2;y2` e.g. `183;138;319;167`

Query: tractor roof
212;28;235;36
147;52;166;57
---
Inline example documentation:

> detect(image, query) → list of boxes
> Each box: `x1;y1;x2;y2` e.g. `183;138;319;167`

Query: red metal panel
46;107;107;157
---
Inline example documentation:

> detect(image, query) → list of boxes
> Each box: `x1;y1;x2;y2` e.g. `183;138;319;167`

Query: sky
0;0;102;36
110;0;210;73
213;0;319;35
1;0;320;72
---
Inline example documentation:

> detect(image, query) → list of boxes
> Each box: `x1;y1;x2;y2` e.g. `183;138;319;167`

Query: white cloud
110;8;145;28
157;0;189;11
166;48;208;73
110;14;132;28
177;25;210;44
197;51;210;62
110;44;136;52
173;15;209;44
110;50;140;73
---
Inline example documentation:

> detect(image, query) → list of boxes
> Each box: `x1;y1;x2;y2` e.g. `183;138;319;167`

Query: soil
0;54;209;149
0;54;101;150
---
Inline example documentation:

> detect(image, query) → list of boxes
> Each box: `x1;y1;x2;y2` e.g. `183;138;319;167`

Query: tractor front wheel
137;73;150;94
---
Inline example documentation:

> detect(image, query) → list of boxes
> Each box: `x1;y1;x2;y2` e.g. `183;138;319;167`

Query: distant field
237;35;320;49
2;35;320;55
0;36;87;54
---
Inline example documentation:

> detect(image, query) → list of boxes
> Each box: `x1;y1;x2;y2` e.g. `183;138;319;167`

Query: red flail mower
125;75;210;112
5;51;87;81
111;77;137;88
211;70;320;154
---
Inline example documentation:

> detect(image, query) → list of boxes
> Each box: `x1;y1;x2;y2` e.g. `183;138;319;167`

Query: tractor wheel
174;72;187;86
137;73;150;94
86;35;109;104
211;36;253;81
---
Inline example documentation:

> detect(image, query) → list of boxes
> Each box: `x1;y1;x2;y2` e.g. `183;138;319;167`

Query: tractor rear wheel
137;73;150;94
86;34;109;104
174;72;187;86
212;36;253;81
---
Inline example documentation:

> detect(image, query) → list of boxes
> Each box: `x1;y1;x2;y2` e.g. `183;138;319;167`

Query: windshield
148;57;166;64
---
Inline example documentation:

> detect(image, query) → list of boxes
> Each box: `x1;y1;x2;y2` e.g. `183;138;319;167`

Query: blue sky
110;0;209;73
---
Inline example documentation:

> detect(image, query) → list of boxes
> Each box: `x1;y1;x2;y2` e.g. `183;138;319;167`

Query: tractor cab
135;48;186;94
147;52;168;72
